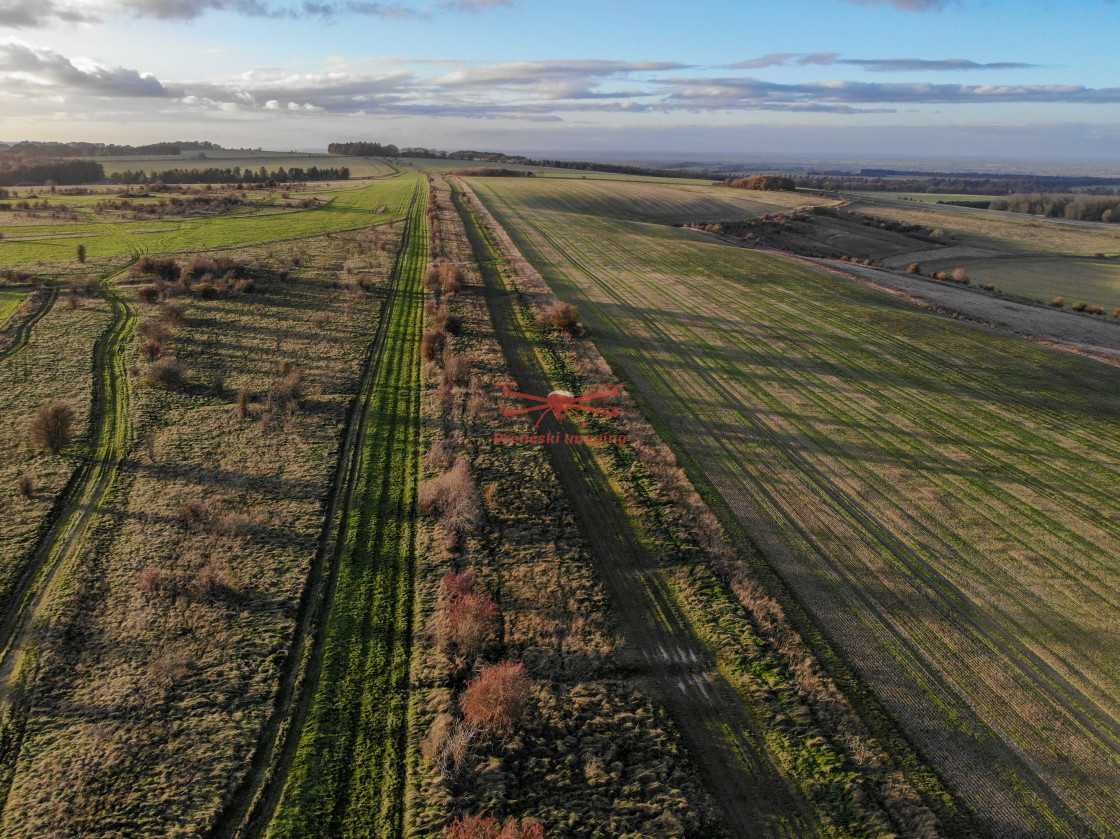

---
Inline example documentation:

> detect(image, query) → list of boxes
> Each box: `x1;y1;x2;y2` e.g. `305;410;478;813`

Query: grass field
857;192;1002;205
470;174;1120;839
850;196;1120;257
0;289;28;325
96;153;396;179
910;254;1120;310
0;174;416;264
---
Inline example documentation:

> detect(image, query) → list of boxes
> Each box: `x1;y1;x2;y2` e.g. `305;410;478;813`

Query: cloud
734;52;1040;72
0;0;509;26
657;75;1120;108
0;39;174;96
0;0;100;27
838;58;1039;72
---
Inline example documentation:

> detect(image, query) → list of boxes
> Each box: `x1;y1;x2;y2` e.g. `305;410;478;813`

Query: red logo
497;382;627;428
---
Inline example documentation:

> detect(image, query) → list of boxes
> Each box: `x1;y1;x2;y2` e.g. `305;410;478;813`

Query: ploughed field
468;174;1120;838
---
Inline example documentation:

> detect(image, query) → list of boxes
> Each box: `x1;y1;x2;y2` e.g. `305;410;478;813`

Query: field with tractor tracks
469;173;1120;839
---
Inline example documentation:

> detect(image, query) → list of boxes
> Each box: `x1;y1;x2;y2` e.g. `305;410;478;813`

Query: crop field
448;174;828;227
470;174;1120;838
0;174;415;264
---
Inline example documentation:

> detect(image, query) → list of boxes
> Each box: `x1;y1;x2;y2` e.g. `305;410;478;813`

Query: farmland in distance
468;173;1120;838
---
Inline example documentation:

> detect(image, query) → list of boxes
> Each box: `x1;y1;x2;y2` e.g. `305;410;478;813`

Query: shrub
536;302;580;335
438;591;501;659
421;329;447;362
1086;305;1104;315
138;565;181;598
137;284;160;304
935;272;949;281
984;283;996;291
236;388;250;419
460;660;532;734
424;264;442;294
138;319;171;343
443;355;469;386
439;261;462;294
30;403;75;455
1072;301;1088;312
426;438;456;471
952;267;969;283
193;282;216;300
1113;309;1120;318
906;263;920;274
1050;297;1064;307
419;457;481;534
140;339;164;361
145;357;188;390
159;301;189;326
17;472;35;499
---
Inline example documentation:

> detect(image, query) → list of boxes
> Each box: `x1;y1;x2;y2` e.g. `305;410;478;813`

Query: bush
443;355;469;386
17;472;35;499
159;301;189;326
1050;297;1064;307
137;284;160;304
145;358;188;390
137;319;171;343
193;282;216;300
30;403;75;455
419;457;481;534
1086;305;1104;315
984;283;996;291
536;302;580;335
421;329;447;362
460;660;532;734
1113;309;1120;318
906;263;920;274
1072;301;1088;312
437;589;501;659
952;267;969;283
140;339;164;361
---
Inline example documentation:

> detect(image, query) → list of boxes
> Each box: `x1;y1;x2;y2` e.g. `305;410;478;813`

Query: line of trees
0;160;104;187
722;175;797;191
0;140;220;158
986;194;1120;222
107;165;348;185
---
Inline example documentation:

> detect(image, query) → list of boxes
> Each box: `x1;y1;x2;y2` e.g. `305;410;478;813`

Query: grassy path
206;173;427;839
469;177;1120;838
0;285;59;363
452;181;821;839
0;258;136;817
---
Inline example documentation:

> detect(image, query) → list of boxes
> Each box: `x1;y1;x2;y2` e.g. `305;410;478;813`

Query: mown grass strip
260;174;427;839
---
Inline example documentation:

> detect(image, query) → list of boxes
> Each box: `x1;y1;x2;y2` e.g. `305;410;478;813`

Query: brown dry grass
1;227;401;838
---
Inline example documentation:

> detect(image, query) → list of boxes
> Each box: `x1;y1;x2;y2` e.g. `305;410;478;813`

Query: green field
0;175;415;264
914;254;1120;309
857;192;1002;205
470;174;1120;839
0;289;28;325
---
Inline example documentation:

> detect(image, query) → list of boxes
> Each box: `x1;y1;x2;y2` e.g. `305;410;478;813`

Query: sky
1;0;1119;163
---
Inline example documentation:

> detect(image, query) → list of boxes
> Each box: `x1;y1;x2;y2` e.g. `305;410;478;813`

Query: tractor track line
0;258;136;820
0;284;59;363
206;176;425;839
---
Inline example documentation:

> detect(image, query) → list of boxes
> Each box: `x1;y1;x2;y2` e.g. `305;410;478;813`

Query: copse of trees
723;175;796;191
987;193;1120;222
108;165;348;185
